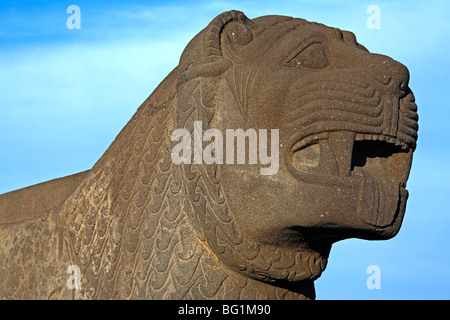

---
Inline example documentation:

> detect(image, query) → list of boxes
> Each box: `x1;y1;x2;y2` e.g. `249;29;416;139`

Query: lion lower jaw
196;243;324;299
215;243;328;286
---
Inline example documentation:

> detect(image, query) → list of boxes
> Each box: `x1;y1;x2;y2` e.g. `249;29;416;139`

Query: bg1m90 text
223;304;270;315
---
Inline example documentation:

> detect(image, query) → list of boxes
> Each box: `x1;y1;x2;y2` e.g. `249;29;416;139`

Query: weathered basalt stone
0;10;418;300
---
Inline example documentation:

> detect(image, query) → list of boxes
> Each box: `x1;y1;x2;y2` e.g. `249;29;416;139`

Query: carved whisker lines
290;89;380;117
285;88;387;146
294;78;375;99
289;93;383;122
298;71;371;89
290;108;384;130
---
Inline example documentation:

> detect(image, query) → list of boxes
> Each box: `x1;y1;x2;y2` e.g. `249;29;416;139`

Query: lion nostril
374;74;391;86
399;81;410;96
365;54;410;94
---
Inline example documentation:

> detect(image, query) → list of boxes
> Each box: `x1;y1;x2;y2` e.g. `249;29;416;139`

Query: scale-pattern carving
57;68;312;299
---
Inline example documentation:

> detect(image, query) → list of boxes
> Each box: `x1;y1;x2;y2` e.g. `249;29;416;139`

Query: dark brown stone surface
0;171;89;225
0;10;418;300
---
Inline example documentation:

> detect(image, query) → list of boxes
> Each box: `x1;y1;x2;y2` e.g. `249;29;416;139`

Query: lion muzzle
285;128;413;239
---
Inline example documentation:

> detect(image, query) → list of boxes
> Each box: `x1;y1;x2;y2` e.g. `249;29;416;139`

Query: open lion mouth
282;82;418;236
285;131;410;237
289;131;412;186
284;91;417;237
285;128;413;236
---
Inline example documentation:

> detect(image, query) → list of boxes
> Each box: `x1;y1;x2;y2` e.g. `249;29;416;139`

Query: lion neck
167;215;316;300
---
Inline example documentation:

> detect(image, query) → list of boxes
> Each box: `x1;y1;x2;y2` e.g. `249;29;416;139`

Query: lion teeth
353;133;408;151
294;132;409;156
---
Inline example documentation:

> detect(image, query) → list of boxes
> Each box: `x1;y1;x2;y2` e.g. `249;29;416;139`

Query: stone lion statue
0;10;418;300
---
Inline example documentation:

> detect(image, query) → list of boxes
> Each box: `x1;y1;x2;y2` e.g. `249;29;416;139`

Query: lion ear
223;21;254;46
176;11;256;124
220;18;254;61
177;10;254;86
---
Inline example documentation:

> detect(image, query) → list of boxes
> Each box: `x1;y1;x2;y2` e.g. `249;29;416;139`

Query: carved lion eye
285;42;329;69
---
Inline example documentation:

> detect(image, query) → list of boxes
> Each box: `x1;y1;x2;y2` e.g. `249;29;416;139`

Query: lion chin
0;10;417;300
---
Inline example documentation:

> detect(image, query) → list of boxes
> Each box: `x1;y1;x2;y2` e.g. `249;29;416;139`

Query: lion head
173;11;418;285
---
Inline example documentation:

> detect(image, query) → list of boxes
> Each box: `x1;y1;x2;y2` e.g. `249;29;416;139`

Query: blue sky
0;0;449;299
